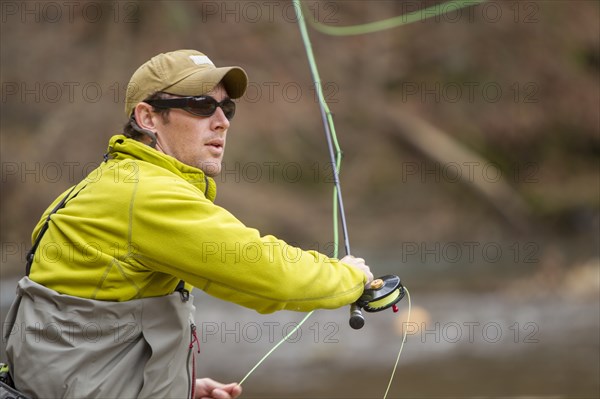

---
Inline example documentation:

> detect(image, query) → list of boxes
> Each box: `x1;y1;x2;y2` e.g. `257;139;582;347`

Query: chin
199;162;221;177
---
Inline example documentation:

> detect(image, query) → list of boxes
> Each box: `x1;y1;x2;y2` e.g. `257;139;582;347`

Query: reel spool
349;275;405;329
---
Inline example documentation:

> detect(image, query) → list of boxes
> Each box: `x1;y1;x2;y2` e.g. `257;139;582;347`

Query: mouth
205;139;224;155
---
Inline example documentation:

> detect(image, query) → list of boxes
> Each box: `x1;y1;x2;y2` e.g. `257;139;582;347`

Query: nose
211;106;230;131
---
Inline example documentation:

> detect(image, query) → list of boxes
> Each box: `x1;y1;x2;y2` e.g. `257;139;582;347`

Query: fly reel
349;275;405;329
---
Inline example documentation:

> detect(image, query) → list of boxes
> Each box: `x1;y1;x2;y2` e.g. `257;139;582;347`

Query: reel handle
349;303;365;330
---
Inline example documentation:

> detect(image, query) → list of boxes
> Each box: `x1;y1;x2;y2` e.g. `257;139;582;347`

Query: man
3;50;372;398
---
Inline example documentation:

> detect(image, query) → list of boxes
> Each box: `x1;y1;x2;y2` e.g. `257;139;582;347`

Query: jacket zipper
204;176;209;197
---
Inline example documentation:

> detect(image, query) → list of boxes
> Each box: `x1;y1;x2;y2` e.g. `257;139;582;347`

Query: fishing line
239;0;350;387
243;0;489;389
290;0;487;394
303;0;487;36
239;311;313;386
296;1;415;396
383;287;411;399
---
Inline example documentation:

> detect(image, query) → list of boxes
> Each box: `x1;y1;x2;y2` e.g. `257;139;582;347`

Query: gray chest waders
3;183;197;398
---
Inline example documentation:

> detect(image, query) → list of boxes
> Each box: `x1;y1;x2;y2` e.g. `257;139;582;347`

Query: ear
133;102;159;131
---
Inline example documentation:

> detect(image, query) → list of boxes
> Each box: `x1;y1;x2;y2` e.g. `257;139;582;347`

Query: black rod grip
349;303;365;329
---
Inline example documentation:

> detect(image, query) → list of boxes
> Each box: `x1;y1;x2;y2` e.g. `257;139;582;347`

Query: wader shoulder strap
25;185;79;276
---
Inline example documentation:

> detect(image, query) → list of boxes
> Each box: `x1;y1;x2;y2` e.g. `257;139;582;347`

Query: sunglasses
145;96;236;120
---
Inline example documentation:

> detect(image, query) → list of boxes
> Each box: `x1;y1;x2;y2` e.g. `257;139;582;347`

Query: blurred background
1;1;598;398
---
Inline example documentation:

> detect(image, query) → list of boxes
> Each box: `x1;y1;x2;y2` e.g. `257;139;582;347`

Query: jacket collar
107;135;217;202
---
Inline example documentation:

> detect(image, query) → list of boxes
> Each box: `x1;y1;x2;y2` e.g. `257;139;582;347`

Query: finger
229;384;242;398
210;388;232;399
216;382;240;392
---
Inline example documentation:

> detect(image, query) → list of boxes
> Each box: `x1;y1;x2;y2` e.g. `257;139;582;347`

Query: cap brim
163;66;248;99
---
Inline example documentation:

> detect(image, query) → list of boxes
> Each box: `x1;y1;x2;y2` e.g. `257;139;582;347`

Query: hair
123;92;172;141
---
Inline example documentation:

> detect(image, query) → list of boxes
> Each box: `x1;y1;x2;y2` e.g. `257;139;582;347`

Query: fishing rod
293;2;411;397
293;2;406;330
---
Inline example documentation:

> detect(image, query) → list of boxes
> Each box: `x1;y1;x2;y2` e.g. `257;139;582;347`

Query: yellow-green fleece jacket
29;135;366;313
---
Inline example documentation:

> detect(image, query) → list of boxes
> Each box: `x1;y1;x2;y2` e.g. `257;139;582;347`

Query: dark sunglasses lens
187;97;218;116
186;97;235;119
220;99;236;120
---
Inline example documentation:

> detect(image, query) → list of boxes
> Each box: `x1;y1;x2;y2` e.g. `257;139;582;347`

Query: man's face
153;85;231;177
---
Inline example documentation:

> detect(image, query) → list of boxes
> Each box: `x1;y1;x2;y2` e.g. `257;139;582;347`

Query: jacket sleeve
129;175;367;314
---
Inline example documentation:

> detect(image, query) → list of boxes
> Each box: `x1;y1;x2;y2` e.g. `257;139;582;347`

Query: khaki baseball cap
125;49;248;116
